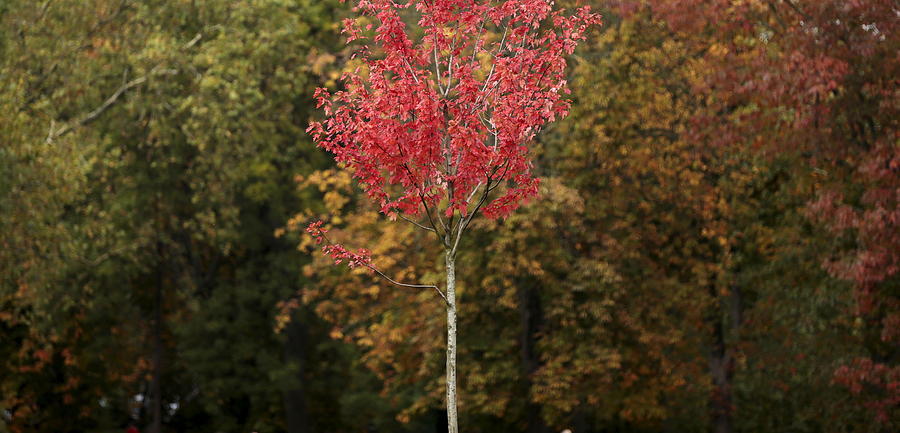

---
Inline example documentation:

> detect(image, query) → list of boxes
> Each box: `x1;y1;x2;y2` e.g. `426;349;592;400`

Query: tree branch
313;223;449;306
45;66;177;144
398;213;436;232
396;160;446;241
449;168;499;257
366;264;450;307
782;0;812;22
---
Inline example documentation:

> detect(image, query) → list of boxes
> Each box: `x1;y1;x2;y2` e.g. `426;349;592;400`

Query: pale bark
445;253;459;433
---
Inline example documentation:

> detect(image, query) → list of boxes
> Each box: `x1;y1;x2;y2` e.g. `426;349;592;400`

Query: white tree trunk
445;253;459;433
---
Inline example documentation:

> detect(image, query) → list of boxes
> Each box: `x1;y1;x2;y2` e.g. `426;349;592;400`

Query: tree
304;1;600;431
1;0;346;431
642;0;899;426
535;4;864;431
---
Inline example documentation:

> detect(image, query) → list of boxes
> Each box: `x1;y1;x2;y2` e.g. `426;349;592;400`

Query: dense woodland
1;1;897;433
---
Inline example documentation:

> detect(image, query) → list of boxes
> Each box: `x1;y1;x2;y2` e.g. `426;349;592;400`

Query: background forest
1;1;896;433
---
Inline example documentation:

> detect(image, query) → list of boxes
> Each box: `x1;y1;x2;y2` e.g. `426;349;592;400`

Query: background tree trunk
518;281;550;433
150;258;163;433
284;316;312;433
707;282;738;433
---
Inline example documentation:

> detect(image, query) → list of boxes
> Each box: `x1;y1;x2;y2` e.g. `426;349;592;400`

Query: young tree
304;1;600;431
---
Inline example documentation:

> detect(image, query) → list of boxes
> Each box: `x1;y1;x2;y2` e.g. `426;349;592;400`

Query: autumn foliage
306;0;600;226
3;0;899;432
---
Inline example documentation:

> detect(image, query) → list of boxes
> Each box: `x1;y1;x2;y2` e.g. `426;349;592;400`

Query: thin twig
449;178;482;255
433;37;445;94
398;214;436;232
464;181;483;204
183;32;203;49
316;224;449;306
36;0;54;23
366;265;450;306
397;161;445;240
782;0;812;22
402;57;421;85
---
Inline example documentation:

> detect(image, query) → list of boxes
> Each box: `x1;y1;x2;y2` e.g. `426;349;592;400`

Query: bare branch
45;66;178;143
782;0;812;22
402;57;421;85
449;171;495;256
47;77;145;142
479;25;508;95
366;265;450;306
396;161;446;241
183;32;203;49
76;244;131;267
445;52;454;96
43;27;205;143
464;181;483;204
469;11;488;65
434;38;445;94
314;222;449;305
37;0;54;23
389;133;445;241
420;193;448;244
398;213;436;232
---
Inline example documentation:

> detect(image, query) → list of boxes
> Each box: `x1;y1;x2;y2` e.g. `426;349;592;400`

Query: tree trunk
150;262;163;433
445;253;459;433
518;282;549;433
284;316;312;433
708;325;733;433
571;407;588;433
707;283;738;433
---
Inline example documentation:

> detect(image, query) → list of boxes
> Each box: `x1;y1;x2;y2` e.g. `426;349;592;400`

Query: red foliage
635;0;899;424
307;0;600;221
834;358;900;424
306;221;373;269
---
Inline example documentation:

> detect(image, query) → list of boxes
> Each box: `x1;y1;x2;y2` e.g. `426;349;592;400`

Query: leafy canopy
307;0;600;231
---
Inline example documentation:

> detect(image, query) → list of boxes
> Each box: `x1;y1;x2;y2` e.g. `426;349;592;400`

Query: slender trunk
284;316;312;433
150;262;163;433
707;283;737;433
708;324;733;433
284;314;313;433
149;190;164;433
445;253;459;433
571;407;588;433
518;282;549;433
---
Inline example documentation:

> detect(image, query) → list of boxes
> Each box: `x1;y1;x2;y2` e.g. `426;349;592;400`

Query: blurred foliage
1;1;896;433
